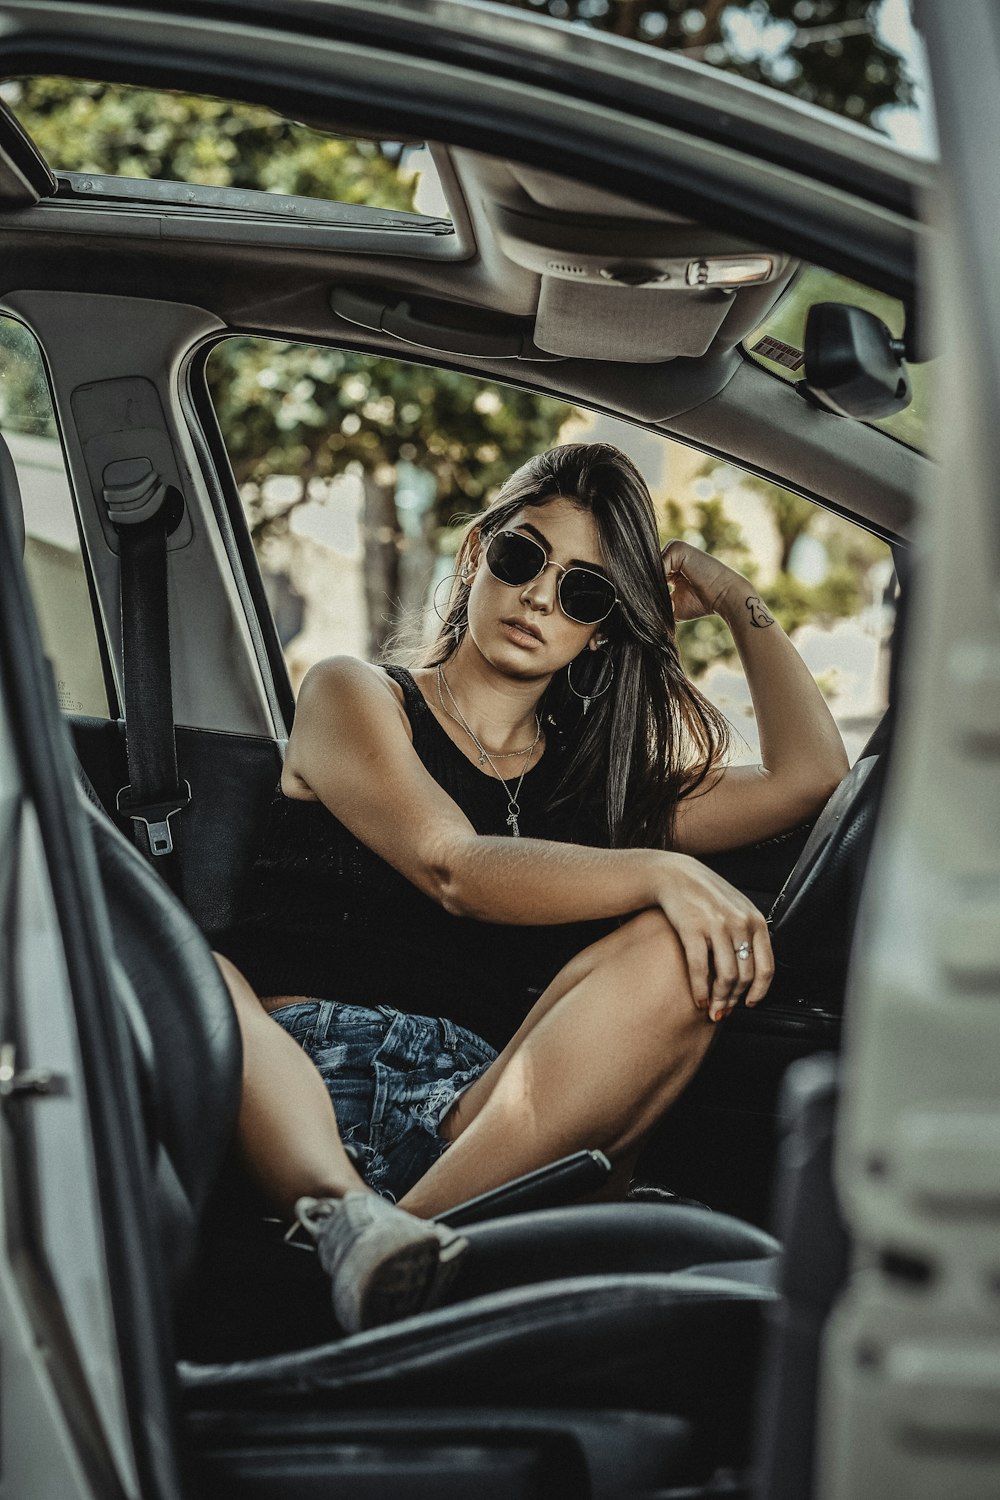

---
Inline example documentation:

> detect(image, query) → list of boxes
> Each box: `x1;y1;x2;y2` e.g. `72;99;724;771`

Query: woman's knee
597;911;704;1029
611;909;683;969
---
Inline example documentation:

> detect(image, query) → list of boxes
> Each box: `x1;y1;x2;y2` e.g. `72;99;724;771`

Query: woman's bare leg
399;911;715;1218
214;954;369;1216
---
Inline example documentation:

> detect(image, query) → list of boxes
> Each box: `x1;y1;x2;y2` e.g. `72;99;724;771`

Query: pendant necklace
436;664;541;837
436;677;540;766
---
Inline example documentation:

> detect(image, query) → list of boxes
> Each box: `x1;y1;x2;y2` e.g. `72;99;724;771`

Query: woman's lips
500;619;543;647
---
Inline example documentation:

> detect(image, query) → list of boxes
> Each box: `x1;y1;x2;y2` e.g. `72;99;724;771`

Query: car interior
0;6;937;1497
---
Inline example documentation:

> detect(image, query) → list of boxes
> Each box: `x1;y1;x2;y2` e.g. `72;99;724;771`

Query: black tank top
220;666;611;1049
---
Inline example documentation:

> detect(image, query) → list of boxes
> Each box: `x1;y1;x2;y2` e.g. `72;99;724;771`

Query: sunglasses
484;529;618;626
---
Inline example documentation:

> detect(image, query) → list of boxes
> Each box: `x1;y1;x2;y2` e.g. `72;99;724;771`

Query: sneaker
292;1191;468;1334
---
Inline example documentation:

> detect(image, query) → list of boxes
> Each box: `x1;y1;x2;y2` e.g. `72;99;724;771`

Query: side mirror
800;302;911;419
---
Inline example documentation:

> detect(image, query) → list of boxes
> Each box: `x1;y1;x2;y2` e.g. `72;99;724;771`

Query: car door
818;5;1000;1498
0;339;183;1498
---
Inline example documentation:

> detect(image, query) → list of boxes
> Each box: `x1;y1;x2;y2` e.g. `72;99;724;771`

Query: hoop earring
566;643;614;715
432;569;469;646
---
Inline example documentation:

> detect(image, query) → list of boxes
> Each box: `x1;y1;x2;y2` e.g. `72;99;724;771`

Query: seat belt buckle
116;781;191;857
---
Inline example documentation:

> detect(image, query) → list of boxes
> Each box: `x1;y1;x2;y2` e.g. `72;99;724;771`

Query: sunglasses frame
483;529;619;627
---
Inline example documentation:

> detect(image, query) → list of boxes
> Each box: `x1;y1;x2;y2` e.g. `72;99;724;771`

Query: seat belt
104;457;189;889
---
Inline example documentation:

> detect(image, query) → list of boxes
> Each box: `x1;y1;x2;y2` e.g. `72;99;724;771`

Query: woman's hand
661;538;748;623
653;852;774;1021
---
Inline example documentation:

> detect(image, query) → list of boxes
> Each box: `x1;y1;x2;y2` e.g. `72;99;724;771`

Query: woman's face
464;495;610;677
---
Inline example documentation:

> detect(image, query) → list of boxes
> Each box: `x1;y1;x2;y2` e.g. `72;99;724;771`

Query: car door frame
818;4;1000;1497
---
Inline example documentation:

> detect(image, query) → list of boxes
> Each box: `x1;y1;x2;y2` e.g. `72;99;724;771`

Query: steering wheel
766;755;882;1010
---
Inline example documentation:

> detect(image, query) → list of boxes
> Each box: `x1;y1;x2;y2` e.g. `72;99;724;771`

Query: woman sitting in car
217;441;847;1334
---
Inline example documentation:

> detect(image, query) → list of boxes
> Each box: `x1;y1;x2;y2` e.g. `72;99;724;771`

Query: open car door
820;6;1000;1499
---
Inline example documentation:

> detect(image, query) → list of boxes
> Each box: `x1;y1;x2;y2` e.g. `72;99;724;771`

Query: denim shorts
271;1000;498;1201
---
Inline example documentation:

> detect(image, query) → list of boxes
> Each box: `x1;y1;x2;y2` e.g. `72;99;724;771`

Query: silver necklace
436;691;539;765
436;664;541;838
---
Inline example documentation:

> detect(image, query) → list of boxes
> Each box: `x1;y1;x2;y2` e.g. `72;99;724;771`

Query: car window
2;77;450;225
207;338;893;768
0;315;109;717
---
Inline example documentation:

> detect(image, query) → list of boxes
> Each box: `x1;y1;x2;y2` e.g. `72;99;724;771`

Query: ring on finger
735;940;752;962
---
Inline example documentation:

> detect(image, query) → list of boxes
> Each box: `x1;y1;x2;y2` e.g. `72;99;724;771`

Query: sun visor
493;204;792;361
534;278;722;360
533;269;793;363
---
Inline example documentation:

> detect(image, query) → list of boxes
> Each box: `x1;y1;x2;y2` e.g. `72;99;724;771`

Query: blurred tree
493;1;914;130
209;339;573;657
658;492;757;674
662;461;890;676
660;492;754;563
3;76;416;206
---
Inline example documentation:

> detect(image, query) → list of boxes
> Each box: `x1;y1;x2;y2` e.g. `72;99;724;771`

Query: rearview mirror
800;302;911;419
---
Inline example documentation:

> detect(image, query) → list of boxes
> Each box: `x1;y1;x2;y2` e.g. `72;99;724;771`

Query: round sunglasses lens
487;531;544;585
560;570;616;623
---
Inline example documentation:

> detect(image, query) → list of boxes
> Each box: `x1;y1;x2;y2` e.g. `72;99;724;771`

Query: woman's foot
293;1192;468;1333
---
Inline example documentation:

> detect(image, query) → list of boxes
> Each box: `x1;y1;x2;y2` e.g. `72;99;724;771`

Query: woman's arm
284;656;772;1012
665;542;850;856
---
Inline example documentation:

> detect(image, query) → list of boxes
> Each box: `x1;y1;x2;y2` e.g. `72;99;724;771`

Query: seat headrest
0;430;25;555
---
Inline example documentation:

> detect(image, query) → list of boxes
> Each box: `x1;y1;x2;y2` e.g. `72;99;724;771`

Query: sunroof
0;77;450;221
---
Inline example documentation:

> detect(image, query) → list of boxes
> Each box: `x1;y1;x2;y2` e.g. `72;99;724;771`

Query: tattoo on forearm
746;596;775;628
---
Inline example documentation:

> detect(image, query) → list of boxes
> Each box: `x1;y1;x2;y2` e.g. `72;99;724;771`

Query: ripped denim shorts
270;1000;498;1202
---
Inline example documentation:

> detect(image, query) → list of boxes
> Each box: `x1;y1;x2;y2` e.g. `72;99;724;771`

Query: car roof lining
0;241;921;546
0;138;858;376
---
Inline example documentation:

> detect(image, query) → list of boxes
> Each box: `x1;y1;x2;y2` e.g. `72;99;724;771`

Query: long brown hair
410;442;731;849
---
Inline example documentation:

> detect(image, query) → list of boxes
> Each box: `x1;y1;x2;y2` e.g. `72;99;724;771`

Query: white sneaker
293;1191;468;1334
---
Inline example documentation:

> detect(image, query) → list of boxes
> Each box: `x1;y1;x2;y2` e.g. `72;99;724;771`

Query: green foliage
207;339;574;539
4;76;418;208
666;458;891;677
760;561;862;635
676;612;736;677
659;494;755;568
